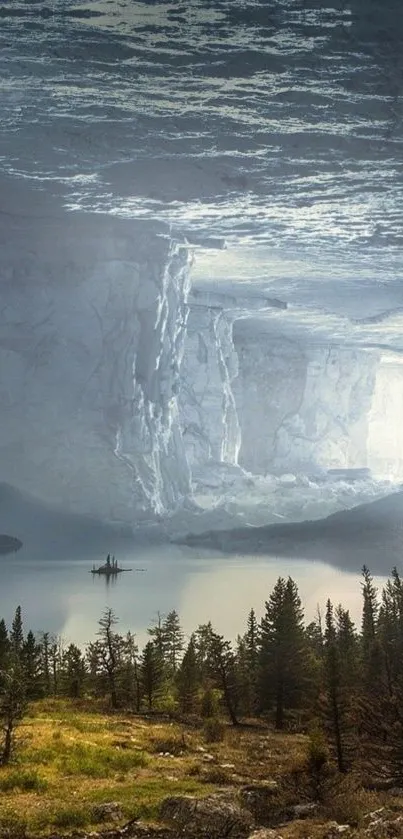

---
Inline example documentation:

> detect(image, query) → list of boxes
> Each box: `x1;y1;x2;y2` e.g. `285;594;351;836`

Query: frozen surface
1;1;403;526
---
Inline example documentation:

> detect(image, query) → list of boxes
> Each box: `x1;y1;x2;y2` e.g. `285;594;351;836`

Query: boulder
289;802;319;819
92;801;124;823
247;830;282;839
239;782;281;824
160;793;254;838
325;823;352;837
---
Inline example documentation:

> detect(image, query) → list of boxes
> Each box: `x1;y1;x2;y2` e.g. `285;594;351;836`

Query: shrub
149;733;187;756
0;768;48;792
323;776;379;826
306;728;330;801
200;689;220;718
0;813;27;839
203;717;225;743
201;766;232;785
52;807;89;829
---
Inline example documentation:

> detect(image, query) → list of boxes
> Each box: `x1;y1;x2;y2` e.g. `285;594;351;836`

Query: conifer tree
88;608;123;708
361;565;378;663
259;577;307;729
61;644;87;699
322;599;351;773
22;631;42;699
39;632;51;696
120;632;141;711
162;611;184;675
0;658;26;764
0;621;9;687
177;635;200;714
237;608;260;715
140;641;164;710
208;631;239;725
147;613;166;660
10;606;23;658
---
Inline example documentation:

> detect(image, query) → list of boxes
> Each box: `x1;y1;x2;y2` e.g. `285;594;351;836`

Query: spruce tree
208;631;239;725
10;606;23;658
322;599;355;773
88;608;123;708
259;577;307;729
61;644;87;699
162;611;184;675
140;641;164;710
177;635;200;714
22;631;42;699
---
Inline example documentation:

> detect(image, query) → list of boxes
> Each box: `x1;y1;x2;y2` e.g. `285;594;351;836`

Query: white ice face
1;2;403;525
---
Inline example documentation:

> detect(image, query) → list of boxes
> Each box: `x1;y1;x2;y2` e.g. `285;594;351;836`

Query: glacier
1;0;403;532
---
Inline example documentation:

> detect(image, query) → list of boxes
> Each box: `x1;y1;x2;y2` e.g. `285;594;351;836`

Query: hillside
0;699;400;839
177;490;403;574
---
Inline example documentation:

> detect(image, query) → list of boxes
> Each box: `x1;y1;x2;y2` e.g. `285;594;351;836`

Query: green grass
0;768;48;793
56;742;148;777
0;698;311;836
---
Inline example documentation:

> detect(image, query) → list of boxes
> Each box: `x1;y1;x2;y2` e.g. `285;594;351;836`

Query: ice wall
179;299;240;470
0;187;192;522
233;324;378;475
367;360;403;479
179;307;380;484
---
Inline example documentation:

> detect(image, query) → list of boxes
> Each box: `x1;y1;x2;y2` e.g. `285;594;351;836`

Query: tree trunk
275;679;284;730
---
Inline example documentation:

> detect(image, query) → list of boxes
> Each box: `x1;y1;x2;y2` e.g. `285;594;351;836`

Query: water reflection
0;545;387;649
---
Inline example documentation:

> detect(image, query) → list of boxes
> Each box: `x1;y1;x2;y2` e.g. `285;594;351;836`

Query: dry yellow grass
0;700;390;839
0;699;306;836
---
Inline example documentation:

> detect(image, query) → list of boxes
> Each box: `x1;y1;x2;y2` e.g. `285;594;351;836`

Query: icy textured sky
1;0;402;324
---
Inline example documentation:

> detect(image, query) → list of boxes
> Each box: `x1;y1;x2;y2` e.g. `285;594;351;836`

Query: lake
0;544;386;649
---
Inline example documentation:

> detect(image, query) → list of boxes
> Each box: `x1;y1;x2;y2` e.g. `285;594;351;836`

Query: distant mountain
0;483;134;561
0;534;22;556
177;491;403;575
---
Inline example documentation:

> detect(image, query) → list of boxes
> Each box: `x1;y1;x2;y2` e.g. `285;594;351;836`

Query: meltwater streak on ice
0;0;402;276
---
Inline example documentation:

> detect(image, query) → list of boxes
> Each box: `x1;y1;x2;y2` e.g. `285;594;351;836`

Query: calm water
0;545;386;647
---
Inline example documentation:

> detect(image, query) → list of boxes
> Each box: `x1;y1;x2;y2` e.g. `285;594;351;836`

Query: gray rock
289;802;318;819
160;793;254;838
247;830;282;839
92;801;124;823
325;823;352;837
239;783;280;824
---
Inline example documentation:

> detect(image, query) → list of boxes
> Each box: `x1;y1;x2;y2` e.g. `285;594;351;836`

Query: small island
91;554;130;576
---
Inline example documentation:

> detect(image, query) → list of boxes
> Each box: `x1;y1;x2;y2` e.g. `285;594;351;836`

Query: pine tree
238;609;260;715
120;632;141;711
259;577;308;729
10;606;23;658
162;611;184;675
147;613;166;660
39;632;51;696
322;599;357;773
0;621;9;686
0;658;26;764
208;631;239;726
361;565;378;665
140;641;164;710
61;644;87;699
177;635;200;714
88;608;123;708
22;631;42;699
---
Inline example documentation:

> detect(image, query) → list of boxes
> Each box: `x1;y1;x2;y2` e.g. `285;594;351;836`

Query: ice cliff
179;296;379;487
0;186;395;527
0;187;192;522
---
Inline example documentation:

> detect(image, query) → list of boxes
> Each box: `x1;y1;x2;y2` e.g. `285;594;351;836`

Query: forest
1;564;403;790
